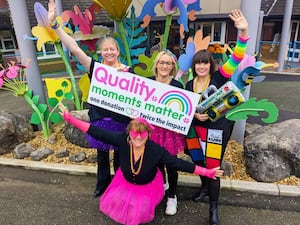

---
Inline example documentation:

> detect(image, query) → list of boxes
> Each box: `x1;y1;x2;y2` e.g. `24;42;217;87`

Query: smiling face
192;50;216;79
100;38;120;67
194;62;211;78
129;130;148;148
156;54;174;78
153;51;177;79
127;119;152;149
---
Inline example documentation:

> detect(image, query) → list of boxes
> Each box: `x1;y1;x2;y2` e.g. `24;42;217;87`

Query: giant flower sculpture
32;2;81;110
93;0;133;66
138;0;201;47
61;4;110;53
0;60;69;138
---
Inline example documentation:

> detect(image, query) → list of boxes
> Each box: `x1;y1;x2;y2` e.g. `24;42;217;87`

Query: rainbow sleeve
219;36;249;78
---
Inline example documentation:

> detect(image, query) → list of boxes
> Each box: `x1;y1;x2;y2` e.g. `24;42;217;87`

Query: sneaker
165;196;177;216
164;182;169;191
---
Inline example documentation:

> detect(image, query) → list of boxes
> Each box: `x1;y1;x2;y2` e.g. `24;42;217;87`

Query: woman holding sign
59;103;223;225
149;50;185;216
185;9;249;225
48;0;131;198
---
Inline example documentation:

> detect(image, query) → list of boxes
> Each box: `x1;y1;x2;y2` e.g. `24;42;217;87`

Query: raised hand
229;9;248;32
48;0;57;24
58;103;68;117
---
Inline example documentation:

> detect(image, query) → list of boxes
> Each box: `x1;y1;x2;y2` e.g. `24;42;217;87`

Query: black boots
209;201;220;225
191;186;208;202
191;176;208;202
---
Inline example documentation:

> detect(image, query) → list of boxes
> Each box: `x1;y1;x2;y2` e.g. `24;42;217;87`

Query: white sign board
88;63;200;135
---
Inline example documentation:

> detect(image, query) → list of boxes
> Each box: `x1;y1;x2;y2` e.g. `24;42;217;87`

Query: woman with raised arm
59;103;223;225
185;9;249;225
48;0;131;198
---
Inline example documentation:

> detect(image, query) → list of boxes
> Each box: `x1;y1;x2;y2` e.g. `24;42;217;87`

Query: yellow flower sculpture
32;17;70;51
93;0;133;21
93;0;133;66
32;3;72;51
32;2;82;110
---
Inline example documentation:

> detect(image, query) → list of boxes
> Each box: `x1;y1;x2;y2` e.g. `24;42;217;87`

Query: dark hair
191;49;216;78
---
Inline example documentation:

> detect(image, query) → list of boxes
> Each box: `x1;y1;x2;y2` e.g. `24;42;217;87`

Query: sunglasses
129;130;148;139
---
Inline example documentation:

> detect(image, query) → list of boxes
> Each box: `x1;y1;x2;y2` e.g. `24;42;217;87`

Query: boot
191;176;208;202
209;201;220;225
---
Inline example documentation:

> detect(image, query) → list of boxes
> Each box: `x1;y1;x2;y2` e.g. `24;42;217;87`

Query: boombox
196;81;245;122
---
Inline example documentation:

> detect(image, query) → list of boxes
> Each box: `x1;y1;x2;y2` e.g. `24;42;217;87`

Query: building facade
1;0;300;62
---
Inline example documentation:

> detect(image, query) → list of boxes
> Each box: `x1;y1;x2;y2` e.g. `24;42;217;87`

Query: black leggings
96;150;119;192
158;162;178;198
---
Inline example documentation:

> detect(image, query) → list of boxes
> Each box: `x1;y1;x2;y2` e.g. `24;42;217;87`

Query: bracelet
50;20;60;29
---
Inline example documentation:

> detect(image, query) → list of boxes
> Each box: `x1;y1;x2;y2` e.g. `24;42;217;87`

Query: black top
88;125;195;184
148;76;184;89
185;70;234;129
87;59;131;123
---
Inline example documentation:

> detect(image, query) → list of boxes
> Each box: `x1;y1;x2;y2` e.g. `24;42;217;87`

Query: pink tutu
99;169;164;225
150;126;185;155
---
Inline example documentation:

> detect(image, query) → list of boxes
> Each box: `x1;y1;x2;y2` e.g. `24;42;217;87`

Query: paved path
1;165;300;225
0;72;300;225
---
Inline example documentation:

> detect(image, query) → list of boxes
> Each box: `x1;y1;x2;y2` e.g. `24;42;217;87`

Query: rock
13;143;35;159
64;110;90;148
30;147;54;161
47;133;57;145
244;119;300;182
245;123;262;137
0;111;35;154
86;154;97;163
69;152;86;162
55;148;69;158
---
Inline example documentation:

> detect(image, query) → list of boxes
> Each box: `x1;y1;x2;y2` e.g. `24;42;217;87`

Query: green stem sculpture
117;21;132;67
55;43;81;110
162;14;173;50
23;94;49;138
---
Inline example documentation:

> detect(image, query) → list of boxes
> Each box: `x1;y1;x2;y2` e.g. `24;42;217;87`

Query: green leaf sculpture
114;6;147;66
225;97;279;124
133;51;159;77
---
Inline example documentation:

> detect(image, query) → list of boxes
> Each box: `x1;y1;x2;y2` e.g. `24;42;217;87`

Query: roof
1;0;300;30
261;0;300;16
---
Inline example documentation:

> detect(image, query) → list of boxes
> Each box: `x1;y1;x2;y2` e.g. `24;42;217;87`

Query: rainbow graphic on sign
158;90;194;115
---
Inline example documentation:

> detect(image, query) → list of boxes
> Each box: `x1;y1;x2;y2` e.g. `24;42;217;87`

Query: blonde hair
153;50;177;77
99;37;120;52
126;119;152;136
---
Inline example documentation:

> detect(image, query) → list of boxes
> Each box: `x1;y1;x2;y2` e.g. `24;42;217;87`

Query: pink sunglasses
129;130;148;139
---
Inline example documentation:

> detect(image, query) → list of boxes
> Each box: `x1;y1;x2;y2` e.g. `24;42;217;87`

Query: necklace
130;143;144;175
102;60;121;68
194;75;210;102
156;76;171;84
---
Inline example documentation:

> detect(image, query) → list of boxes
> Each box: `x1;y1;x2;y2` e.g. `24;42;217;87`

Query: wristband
50;20;59;29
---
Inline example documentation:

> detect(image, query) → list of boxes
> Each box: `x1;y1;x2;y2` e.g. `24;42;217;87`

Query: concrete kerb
262;70;300;76
1;158;299;197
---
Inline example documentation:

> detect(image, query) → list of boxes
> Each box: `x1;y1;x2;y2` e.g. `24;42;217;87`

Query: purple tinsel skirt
150;125;185;155
100;169;164;225
85;118;128;151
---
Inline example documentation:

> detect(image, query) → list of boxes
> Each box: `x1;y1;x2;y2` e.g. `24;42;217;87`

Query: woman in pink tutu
59;104;223;225
148;49;186;216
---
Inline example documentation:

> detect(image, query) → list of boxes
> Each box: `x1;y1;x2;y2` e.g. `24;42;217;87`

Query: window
189;21;226;44
0;30;16;53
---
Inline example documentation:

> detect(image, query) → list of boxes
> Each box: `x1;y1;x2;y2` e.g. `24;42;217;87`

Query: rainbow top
219;36;249;78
